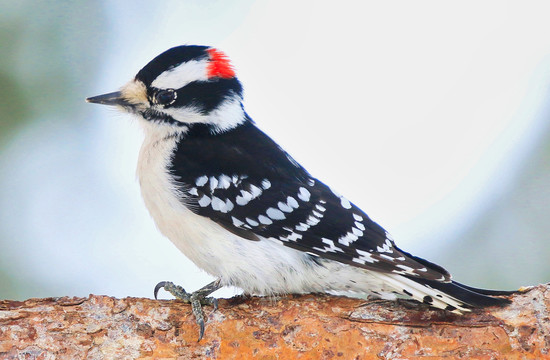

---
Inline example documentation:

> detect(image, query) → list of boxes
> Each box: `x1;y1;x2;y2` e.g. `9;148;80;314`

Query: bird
87;45;513;340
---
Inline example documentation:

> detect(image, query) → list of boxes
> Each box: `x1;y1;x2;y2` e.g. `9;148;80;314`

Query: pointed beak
86;91;130;106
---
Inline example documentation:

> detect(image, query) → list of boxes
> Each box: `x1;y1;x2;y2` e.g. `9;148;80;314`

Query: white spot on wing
196;175;208;187
188;188;198;196
286;232;302;241
351;227;363;237
278;201;293;213
396;264;415;273
315;204;326;212
266;207;285;220
236;190;253;205
246;218;259;226
330;186;352;209
376;242;393;253
340;197;351;209
297;187;311;202
306;215;320;226
355;249;378;263
231;216;244;227
287;196;299;209
295;223;309;232
261;179;271;190
258;215;273;225
338;232;359;246
321;238;344;253
217;174;231;189
248;184;262;198
211;196;225;212
209;176;218;191
198;195;211;207
379;254;395;261
225;199;234;212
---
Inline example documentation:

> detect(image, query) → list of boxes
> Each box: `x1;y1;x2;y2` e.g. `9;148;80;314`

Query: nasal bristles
206;48;236;79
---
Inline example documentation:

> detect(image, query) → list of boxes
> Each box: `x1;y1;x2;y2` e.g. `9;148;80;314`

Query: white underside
136;121;393;295
136;120;468;311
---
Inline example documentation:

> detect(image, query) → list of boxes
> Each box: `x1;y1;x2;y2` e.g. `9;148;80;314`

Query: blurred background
1;0;550;301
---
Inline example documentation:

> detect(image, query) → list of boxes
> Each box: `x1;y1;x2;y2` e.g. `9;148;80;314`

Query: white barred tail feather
374;273;512;313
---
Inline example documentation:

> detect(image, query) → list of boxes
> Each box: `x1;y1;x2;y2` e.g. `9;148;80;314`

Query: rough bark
0;284;548;359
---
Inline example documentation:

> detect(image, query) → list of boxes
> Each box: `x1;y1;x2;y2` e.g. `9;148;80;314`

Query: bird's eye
154;89;177;106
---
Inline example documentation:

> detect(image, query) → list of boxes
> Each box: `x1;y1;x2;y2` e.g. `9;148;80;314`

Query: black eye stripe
174;78;243;113
145;78;243;123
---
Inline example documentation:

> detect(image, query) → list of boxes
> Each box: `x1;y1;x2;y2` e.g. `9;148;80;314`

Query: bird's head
87;45;246;133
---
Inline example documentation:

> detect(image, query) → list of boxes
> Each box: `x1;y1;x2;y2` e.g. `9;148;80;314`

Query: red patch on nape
206;48;236;79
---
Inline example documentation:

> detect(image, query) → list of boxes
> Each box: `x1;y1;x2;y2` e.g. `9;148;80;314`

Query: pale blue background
1;0;549;300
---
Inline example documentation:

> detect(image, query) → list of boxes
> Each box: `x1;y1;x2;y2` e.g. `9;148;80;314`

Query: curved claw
153;279;222;341
154;281;169;299
197;318;205;342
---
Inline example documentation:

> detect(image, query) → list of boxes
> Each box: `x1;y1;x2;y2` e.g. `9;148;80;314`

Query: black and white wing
170;122;451;283
182;171;451;282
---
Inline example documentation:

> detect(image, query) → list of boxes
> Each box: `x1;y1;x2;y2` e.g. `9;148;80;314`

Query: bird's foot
154;280;221;341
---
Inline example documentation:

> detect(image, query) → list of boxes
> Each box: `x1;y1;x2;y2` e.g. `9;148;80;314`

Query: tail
373;272;513;313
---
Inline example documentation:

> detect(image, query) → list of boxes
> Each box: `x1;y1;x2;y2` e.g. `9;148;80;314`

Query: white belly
135;122;398;297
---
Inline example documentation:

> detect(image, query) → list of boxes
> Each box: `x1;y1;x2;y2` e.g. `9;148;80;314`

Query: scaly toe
153;281;191;301
154;280;222;341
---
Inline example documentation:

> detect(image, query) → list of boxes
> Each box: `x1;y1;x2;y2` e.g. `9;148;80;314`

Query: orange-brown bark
0;284;548;359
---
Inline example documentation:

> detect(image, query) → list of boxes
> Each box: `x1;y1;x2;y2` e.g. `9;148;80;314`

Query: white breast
135;121;397;297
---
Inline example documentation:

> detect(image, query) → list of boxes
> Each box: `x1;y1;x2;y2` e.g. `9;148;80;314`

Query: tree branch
0;284;548;359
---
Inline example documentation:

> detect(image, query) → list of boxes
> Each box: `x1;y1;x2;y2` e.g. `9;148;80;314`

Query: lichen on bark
0;284;548;359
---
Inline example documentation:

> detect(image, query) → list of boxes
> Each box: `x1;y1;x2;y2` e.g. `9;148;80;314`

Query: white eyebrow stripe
151;59;209;89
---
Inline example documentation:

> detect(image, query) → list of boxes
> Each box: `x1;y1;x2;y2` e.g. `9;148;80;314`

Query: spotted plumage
87;45;513;324
171;125;444;282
